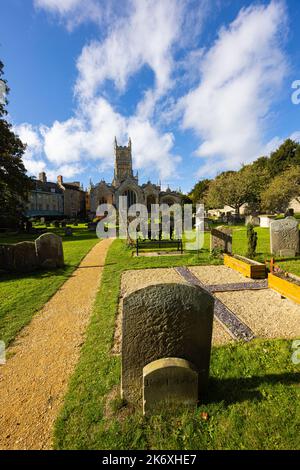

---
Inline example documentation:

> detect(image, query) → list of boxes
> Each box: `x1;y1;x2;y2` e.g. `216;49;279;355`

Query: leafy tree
261;166;300;213
239;163;271;214
268;139;300;177
0;61;32;228
189;179;211;203
205;169;258;214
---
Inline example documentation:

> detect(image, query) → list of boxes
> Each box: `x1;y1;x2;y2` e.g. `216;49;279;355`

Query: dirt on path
0;238;113;450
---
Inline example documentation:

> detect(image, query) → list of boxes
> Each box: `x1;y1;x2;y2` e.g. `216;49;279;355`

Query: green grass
0;225;99;346
231;225;300;276
54;239;300;450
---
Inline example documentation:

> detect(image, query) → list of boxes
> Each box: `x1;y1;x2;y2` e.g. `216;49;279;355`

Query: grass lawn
54;239;300;450
0;225;99;346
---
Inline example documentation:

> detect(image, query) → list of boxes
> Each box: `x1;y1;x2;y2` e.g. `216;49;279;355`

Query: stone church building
90;138;182;214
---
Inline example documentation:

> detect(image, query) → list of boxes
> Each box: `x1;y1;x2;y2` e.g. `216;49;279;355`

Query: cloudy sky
1;0;300;192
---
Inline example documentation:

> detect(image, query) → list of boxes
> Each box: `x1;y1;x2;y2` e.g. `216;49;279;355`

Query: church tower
112;137;135;186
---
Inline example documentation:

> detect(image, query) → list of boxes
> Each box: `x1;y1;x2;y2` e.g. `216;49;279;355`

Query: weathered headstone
0;245;15;272
143;358;198;415
210;227;232;253
279;248;296;258
122;283;214;404
245;215;260;227
13;242;38;272
270;217;299;256
64;227;73;237
35;233;64;269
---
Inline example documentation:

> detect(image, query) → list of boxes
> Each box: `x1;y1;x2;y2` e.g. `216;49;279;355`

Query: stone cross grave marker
270;217;299;257
122;283;214;407
210;227;232;254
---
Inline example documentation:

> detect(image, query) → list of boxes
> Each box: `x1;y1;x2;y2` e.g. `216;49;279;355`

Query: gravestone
260;216;275;228
210;227;232;254
64;227;73;237
122;283;214;404
285;208;294;218
270;217;299;256
35;233;64;269
0;245;15;272
13;242;38;272
0;340;5;365
245;215;260;227
204;217;211;232
143;358;198;415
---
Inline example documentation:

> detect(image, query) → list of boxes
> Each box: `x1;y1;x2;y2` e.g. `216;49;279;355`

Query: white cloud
290;131;300;142
28;0;193;182
75;0;184;101
14;123;42;156
41;118;87;164
47;163;84;181
181;0;288;176
14;123;46;175
40;96;179;179
34;0;102;29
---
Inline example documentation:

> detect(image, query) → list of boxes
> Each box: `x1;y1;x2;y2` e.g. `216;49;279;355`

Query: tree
0;61;32;228
239;163;271;214
261;166;300;213
189;179;211;204
205;169;258;214
268;139;300;177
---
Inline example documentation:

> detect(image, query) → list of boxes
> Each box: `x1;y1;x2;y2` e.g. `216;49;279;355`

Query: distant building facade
26;172;64;218
57;176;86;218
90;138;182;215
26;172;86;219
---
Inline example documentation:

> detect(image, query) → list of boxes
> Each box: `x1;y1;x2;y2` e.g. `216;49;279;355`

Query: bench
136;238;183;256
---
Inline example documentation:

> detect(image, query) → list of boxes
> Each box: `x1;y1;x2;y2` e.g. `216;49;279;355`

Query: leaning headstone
35;233;64;269
143;358;198;415
13;242;38;273
270;217;299;256
210;227;232;254
122;283;214;404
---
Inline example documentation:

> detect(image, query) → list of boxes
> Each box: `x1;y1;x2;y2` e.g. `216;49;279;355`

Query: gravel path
0;238;113;450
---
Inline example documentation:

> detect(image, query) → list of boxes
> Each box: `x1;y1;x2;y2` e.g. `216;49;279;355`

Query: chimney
57;175;63;185
39;172;47;183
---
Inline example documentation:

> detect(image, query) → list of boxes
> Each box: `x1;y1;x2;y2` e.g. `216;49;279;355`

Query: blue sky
1;0;300;193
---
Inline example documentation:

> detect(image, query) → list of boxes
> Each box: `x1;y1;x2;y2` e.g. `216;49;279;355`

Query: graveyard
1;218;300;450
52;233;300;450
3;0;300;458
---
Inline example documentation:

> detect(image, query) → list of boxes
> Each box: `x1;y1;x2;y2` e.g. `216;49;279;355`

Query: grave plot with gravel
113;265;300;355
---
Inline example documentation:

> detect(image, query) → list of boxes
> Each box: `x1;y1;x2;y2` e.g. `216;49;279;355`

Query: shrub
247;224;258;259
